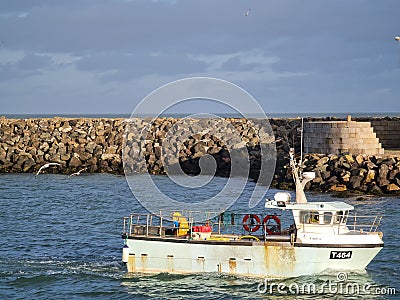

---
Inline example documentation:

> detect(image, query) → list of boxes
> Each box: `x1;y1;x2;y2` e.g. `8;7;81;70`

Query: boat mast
300;117;304;167
290;118;313;204
289;148;307;203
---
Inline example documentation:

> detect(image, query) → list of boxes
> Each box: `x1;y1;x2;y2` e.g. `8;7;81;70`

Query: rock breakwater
1;117;399;195
273;153;400;196
0;118;126;174
0;117;280;176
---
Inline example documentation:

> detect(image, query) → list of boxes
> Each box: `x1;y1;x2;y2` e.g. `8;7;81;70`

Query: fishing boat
121;148;384;277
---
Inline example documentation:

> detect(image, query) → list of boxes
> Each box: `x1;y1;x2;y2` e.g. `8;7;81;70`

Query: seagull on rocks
69;167;87;177
35;163;61;176
243;8;250;16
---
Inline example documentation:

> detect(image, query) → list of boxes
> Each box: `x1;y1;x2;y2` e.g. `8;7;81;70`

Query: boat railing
346;213;383;234
123;212;195;237
122;211;285;240
299;212;383;234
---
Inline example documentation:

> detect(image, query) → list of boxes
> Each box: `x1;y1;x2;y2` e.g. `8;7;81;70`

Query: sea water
0;173;398;299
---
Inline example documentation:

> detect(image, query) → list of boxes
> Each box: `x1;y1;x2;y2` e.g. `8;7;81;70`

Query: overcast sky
0;0;399;115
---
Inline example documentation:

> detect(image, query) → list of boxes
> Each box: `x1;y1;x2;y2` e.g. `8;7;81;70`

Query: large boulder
69;156;82;168
377;164;390;186
349;176;363;189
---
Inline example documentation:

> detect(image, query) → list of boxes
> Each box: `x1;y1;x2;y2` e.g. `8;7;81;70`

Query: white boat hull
124;237;382;278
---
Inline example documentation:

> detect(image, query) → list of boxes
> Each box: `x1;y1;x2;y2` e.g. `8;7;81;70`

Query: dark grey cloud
75;51;207;81
0;53;52;81
16;53;52;70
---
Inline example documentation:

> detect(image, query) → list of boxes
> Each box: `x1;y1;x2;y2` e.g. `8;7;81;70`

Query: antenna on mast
300;117;304;167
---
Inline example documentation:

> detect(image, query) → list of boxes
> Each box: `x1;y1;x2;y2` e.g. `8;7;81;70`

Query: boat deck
122;211;296;244
122;232;293;247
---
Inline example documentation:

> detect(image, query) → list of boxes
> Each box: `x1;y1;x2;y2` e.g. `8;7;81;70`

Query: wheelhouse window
322;212;333;224
334;210;348;224
300;211;334;225
300;211;319;224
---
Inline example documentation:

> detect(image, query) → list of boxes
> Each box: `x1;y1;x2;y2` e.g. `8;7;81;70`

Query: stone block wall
303;120;384;155
369;119;400;149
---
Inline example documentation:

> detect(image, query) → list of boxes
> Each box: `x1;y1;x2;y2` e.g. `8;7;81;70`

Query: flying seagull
243;8;250;16
69;167;87;177
35;162;61;176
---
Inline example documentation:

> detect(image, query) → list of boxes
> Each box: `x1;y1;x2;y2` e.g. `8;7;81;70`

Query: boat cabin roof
266;200;354;212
